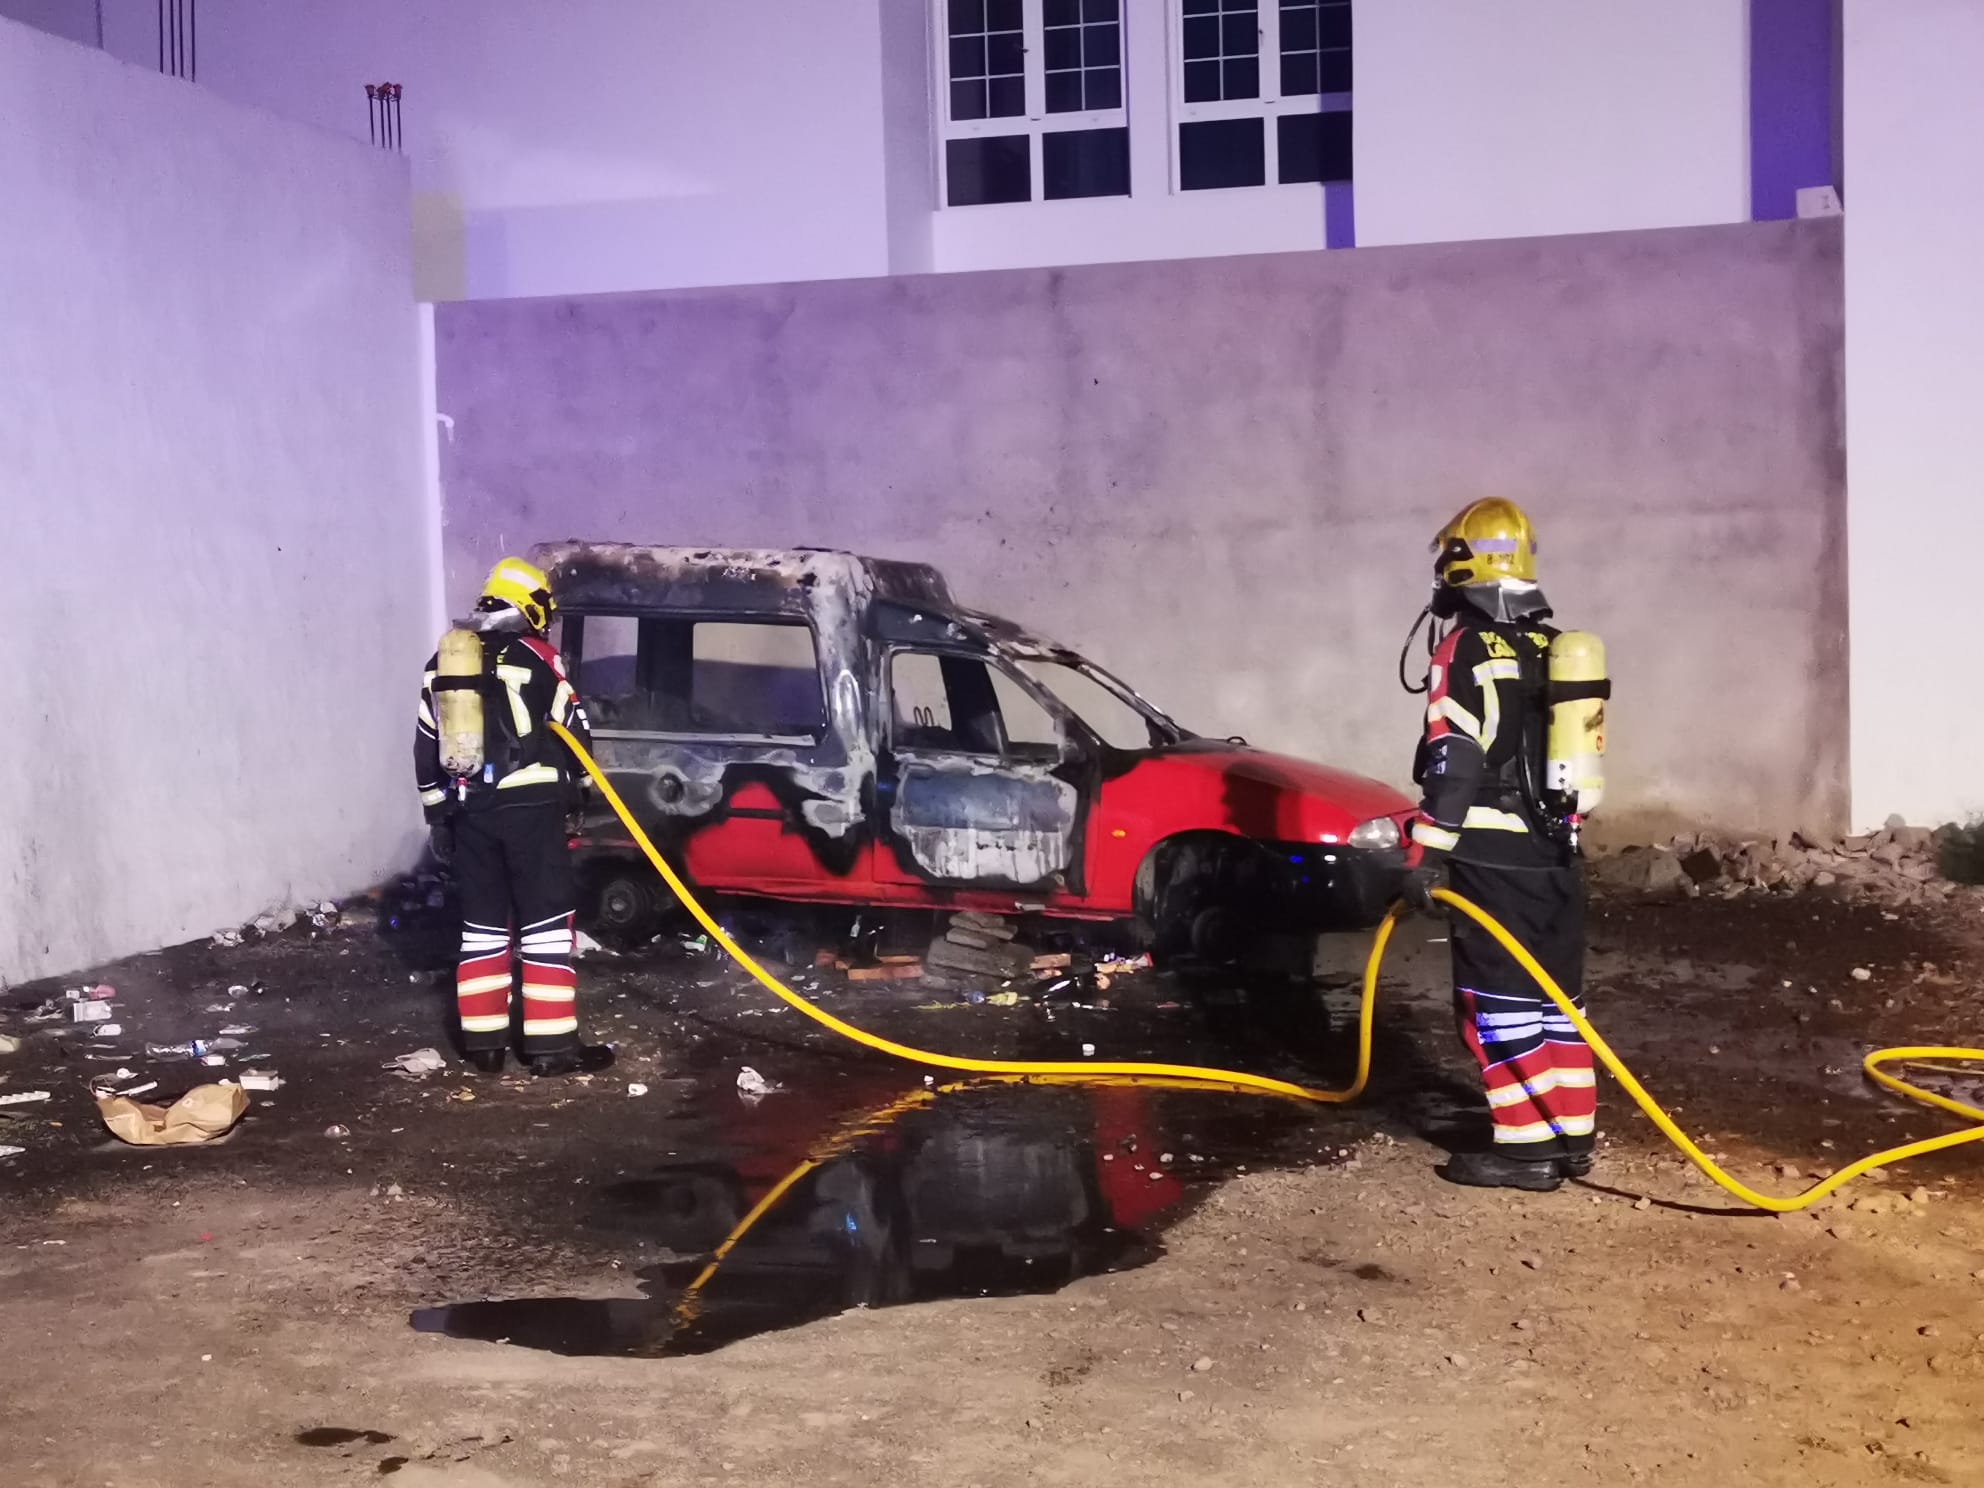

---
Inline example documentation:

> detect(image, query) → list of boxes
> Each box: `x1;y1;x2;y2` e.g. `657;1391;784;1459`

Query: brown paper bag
97;1083;249;1146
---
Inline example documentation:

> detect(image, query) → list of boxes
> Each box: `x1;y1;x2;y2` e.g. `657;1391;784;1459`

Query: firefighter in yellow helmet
414;557;612;1079
1398;500;1598;1192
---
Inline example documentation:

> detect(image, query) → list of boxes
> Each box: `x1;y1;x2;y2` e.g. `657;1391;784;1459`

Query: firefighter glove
1399;862;1445;917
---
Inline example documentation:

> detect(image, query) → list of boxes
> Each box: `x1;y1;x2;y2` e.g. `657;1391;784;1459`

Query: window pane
988;74;1027;116
1180;116;1264;189
950;78;989;120
1043;126;1129;199
1182;14;1220;60
573;615;640;727
1044;25;1082;69
1084;21;1119;65
1221;11;1259;54
691;622;824;737
1281;52;1318;96
1183;58;1221;102
1318;49;1352;91
1281;4;1318;51
949;35;985;79
1084;0;1120;19
989;669;1060;751
1319;2;1351;48
1278;109;1351;183
1183;0;1217;13
1019;661;1151;750
1223;56;1259;97
1045;0;1079;23
1086;66;1122;110
1045;69;1084;113
948;0;985;34
947;134;1032;205
891;653;956;745
986;0;1023;30
986;30;1026;75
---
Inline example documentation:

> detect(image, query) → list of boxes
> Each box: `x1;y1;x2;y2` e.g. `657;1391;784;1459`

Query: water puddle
413;1078;1338;1357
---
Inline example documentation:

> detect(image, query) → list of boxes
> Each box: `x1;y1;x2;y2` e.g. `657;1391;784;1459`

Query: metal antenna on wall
367;83;405;151
156;0;195;80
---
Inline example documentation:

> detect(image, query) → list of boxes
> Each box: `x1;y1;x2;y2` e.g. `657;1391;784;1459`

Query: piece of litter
95;1024;123;1039
736;1066;779;1102
71;1001;113;1024
117;1081;160;1098
99;1084;249;1146
325;1124;351;1138
574;930;607;959
237;1071;282;1092
1850;967;1872;982
225;985;250;998
200;1053;227;1067
216;1025;255;1037
0;1034;19;1055
987;990;1020;1007
0;1145;23;1157
1081;1043;1096;1057
0;1090;52;1106
385;1048;447;1076
627;1083;649;1097
211;929;244;949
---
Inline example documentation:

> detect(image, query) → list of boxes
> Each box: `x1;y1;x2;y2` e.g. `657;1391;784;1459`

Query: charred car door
562;610;868;888
875;644;1085;893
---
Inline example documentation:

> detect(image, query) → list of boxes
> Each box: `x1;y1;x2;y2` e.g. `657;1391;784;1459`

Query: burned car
537;543;1413;956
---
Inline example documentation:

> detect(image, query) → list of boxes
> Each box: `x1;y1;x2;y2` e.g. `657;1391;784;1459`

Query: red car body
537;543;1413;946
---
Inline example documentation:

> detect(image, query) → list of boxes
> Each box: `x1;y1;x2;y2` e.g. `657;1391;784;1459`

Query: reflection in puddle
413;1080;1323;1357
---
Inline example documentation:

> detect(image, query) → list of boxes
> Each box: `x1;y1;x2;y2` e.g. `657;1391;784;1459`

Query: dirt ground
5;886;1984;1487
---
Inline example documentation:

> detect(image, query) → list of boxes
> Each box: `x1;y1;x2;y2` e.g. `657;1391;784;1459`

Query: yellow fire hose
552;723;1984;1214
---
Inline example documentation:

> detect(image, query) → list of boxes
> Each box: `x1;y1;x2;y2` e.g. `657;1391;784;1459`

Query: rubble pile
1594;816;1970;906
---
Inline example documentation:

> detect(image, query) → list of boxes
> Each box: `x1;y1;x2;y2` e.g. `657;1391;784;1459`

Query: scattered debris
210;928;245;949
98;1084;249;1146
736;1066;779;1103
70;1000;113;1024
1597;817;1971;906
627;1083;649;1097
0;1034;19;1055
324;1124;352;1138
1095;954;1153;976
573;930;608;959
236;1071;283;1093
0;1145;23;1158
1190;1356;1214;1373
385;1048;448;1076
0;1090;52;1107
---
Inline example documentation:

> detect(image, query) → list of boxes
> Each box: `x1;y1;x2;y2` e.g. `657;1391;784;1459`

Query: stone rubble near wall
1591;816;1971;907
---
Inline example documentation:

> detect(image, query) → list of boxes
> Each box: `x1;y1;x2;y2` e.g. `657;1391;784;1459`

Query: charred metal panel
890;758;1077;886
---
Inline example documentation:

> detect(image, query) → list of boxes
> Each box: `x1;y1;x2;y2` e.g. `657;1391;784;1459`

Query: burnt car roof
531;541;954;616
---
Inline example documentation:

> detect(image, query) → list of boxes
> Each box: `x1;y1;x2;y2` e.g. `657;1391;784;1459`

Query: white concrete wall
88;0;893;300
1844;0;1984;829
1354;0;1749;247
0;18;430;985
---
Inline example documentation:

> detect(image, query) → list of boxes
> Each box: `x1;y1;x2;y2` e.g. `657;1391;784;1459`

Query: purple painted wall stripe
1750;0;1838;220
1326;181;1355;249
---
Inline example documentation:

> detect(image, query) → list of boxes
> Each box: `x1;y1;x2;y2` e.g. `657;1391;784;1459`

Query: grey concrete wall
435;219;1846;842
0;19;430;985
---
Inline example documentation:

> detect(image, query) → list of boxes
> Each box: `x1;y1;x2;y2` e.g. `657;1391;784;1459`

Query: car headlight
1347;817;1402;851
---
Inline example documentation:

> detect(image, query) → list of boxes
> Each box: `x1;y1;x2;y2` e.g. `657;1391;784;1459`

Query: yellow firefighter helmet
479;556;556;632
1431;498;1538;589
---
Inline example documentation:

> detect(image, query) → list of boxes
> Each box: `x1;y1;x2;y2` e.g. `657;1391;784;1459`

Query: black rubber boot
528;1044;616;1079
1558;1153;1594;1179
1440;1150;1564;1192
465;1048;507;1076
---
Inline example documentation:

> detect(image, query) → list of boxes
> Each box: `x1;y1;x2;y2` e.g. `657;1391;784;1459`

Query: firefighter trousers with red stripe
1447;856;1594;1161
453;802;580;1057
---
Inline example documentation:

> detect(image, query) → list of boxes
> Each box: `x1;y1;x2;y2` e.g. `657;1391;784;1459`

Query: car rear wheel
584;863;671;943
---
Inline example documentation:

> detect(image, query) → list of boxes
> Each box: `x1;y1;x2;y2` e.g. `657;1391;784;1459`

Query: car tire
586;865;669;942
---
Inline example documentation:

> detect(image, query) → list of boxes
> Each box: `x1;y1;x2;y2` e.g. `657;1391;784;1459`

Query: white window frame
933;0;1131;208
1167;0;1344;193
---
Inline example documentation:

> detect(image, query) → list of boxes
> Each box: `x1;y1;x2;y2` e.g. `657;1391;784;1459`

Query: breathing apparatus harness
1398;582;1610;854
431;603;539;802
